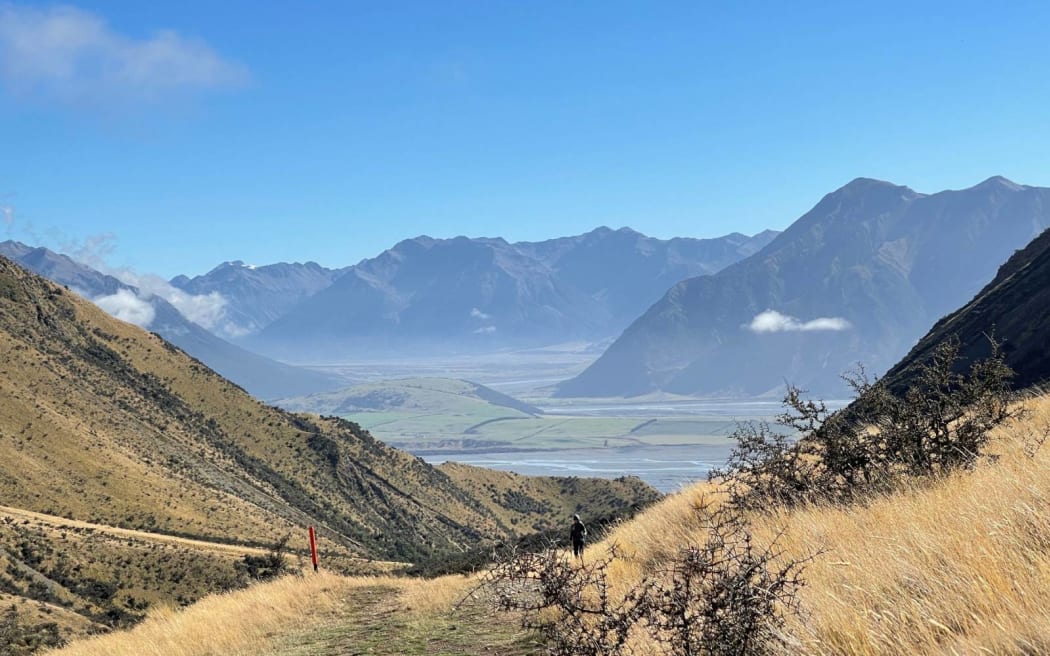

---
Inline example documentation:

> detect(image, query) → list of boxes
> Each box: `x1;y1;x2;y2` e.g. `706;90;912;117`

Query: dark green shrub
712;335;1020;510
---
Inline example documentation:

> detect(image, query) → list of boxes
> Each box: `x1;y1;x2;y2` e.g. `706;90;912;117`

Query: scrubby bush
478;500;814;656
712;335;1020;510
0;606;64;655
236;534;293;582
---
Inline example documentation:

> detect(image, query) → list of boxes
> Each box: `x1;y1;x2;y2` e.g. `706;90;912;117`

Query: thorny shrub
711;335;1022;510
235;533;294;582
475;499;816;656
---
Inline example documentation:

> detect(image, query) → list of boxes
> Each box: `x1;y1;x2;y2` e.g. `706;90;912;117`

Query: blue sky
2;0;1049;278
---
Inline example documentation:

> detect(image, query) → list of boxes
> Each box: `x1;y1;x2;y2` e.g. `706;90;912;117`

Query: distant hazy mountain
880;227;1050;393
0;241;347;400
170;260;347;339
516;227;780;329
557;177;1050;398
250;227;778;359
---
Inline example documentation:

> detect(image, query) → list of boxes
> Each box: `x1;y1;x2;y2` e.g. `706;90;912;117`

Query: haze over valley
6;174;1049;497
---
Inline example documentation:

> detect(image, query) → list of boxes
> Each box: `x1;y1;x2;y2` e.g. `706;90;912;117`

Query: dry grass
43;572;382;656
45;571;532;656
588;394;1050;655
398;573;477;616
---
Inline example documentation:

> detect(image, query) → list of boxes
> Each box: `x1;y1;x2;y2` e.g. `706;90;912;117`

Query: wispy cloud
470;307;491;320
747;309;851;333
65;232;228;331
125;271;228;330
0;3;248;107
1;205;12;234
92;288;155;328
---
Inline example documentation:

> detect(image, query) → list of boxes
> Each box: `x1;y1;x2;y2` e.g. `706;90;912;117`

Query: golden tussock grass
44;570;483;656
589;393;1050;655
43;572;386;656
397;572;477;616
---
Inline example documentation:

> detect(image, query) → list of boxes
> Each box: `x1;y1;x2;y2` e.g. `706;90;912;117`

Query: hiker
570;514;587;559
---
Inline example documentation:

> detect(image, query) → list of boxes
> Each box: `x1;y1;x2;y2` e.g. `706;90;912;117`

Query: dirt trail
265;585;539;656
0;504;269;556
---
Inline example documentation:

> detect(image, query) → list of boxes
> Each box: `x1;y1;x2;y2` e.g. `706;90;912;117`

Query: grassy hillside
594;393;1050;654
438;462;655;533
56;392;1050;655
0;255;659;651
278;377;542;416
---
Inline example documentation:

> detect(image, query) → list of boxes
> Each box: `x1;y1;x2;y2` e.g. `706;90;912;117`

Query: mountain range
0;241;347;400
558;177;1050;398
171;260;348;340
237;227;778;359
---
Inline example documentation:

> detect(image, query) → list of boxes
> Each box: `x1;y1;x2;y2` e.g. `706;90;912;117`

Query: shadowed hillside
881;227;1050;392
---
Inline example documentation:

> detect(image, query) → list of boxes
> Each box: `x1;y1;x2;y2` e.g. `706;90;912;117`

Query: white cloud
93;288;155;327
470;307;491;320
218;320;253;339
473;325;496;334
747;310;851;333
0;3;248;107
60;233;230;331
116;269;228;331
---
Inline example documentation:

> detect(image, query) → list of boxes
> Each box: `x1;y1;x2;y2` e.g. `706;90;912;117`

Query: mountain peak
973;175;1025;192
587;226;644;238
838;177;909;193
810;177;921;214
206;260;248;274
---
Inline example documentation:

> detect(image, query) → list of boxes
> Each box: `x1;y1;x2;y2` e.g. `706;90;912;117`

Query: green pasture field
349;412;748;451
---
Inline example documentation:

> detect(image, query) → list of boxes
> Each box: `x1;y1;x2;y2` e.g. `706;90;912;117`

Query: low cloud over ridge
63;233;229;331
92;288;155;328
119;270;228;331
747;309;851;333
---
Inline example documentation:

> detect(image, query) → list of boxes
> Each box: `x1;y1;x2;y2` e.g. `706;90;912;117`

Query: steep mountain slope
0;241;346;400
0;254;659;566
170;260;347;339
251;227;777;359
515;227;779;329
880;227;1050;392
559;177;1050;397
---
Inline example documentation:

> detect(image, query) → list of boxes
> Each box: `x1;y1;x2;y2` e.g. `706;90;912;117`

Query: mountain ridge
250;226;779;359
0;241;347;400
558;176;1050;398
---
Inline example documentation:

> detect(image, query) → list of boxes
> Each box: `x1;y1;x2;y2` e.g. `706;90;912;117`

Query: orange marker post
308;526;319;573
